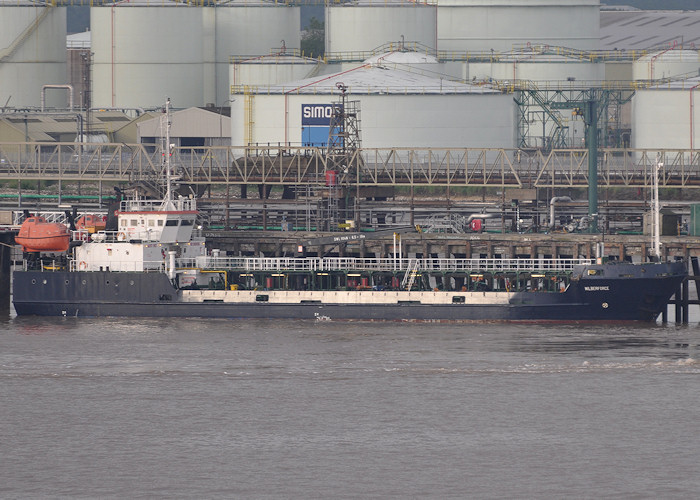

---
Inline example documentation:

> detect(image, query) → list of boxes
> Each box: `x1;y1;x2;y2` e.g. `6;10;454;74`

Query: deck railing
191;257;595;273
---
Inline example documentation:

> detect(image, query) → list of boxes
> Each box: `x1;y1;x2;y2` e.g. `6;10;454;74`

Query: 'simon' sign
301;104;339;125
301;104;342;146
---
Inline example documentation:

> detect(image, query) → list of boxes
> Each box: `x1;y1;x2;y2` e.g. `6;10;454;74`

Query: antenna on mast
161;98;175;209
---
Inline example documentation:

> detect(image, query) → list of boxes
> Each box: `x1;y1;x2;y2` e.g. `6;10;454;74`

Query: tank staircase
0;7;50;64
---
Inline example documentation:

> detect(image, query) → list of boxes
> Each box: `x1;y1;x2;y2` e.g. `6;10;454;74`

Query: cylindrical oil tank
91;2;300;109
437;0;600;52
216;1;298;104
468;51;604;83
230;66;514;149
216;4;300;105
631;81;700;150
633;49;700;81
232;55;321;89
0;4;67;109
91;4;212;109
326;1;437;54
231;91;515;149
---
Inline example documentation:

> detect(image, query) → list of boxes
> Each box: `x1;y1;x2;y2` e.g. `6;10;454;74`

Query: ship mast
161;98;175;210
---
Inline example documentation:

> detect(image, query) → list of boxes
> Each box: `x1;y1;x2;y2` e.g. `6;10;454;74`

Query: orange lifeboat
15;216;70;253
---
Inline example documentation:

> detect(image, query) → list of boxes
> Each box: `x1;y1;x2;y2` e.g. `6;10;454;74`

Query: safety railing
193;256;595;273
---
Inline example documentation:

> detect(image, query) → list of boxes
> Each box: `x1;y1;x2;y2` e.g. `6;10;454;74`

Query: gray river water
2;315;700;499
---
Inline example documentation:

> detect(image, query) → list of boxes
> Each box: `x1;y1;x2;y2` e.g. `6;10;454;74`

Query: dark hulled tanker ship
12;258;688;322
11;190;687;323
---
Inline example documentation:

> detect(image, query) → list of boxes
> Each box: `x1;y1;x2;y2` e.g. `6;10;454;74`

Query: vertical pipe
682;277;689;324
586;99;598;232
111;7;116;107
690;83;699;150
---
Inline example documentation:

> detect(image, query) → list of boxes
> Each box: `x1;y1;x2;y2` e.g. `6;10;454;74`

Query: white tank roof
234;54;318;65
364;51;439;65
240;64;499;95
636;50;700;63
646;75;700;90
487;48;588;63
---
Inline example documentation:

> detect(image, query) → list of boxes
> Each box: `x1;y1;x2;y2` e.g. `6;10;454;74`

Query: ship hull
12;261;687;322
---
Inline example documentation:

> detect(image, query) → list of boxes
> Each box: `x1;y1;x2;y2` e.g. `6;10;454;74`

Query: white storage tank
467;48;605;83
0;3;67;109
231;58;515;150
326;1;437;54
633;49;700;81
437;0;600;52
91;1;300;109
631;77;700;150
215;2;300;106
231;55;320;89
91;3;212;109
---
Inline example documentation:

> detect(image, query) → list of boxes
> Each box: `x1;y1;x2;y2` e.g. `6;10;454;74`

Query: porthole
42;279;47;285
31;279;36;284
81;279;87;285
130;280;135;286
65;280;69;285
602;302;609;309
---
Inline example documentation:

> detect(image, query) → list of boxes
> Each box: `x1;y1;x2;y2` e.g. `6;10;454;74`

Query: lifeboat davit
15;216;70;253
